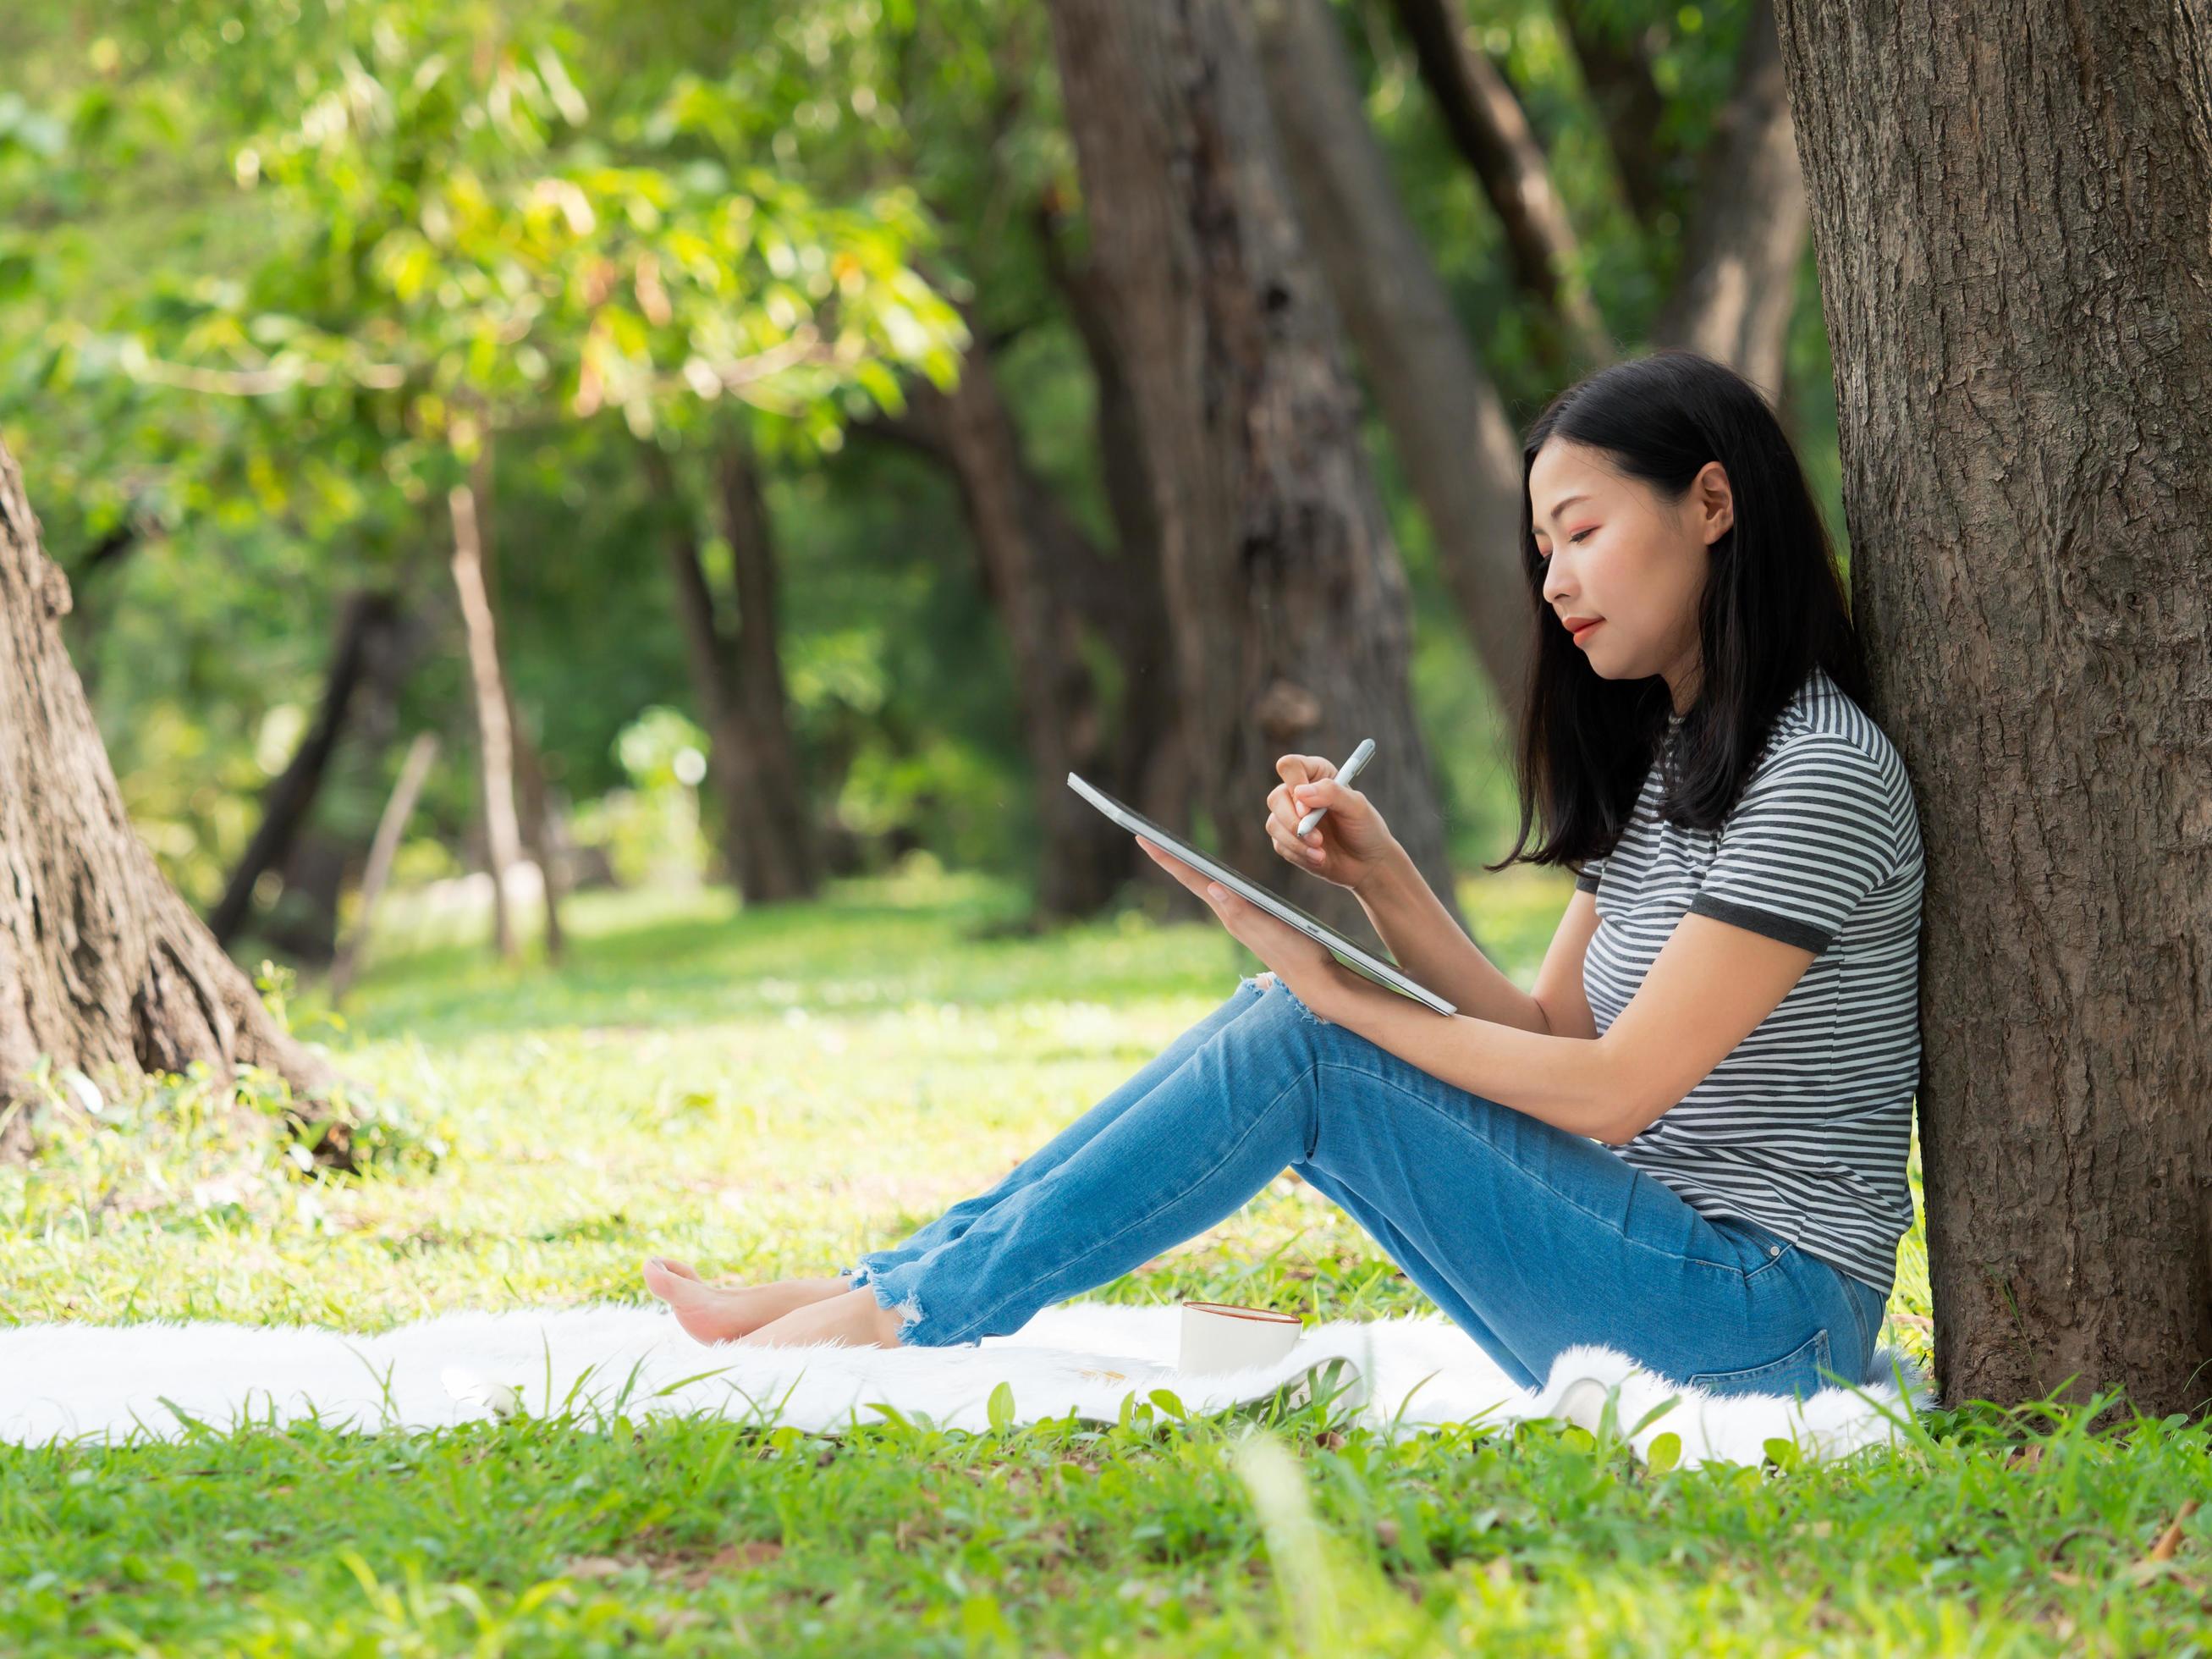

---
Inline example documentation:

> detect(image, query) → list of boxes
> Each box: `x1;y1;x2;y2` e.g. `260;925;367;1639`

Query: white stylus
1296;737;1375;837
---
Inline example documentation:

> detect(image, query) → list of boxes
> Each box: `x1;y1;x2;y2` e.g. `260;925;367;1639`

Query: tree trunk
447;474;523;962
1044;0;1466;942
903;329;1150;920
1557;0;1671;228
1383;0;1610;372
1248;0;1535;730
503;690;566;962
642;439;819;907
0;438;334;1157
328;731;438;1002
1036;197;1192;839
207;589;407;949
1774;0;2212;1416
1648;0;1808;402
713;442;826;905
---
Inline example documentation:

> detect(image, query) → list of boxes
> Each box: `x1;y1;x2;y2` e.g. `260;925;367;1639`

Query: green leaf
1645;1431;1682;1474
986;1379;1015;1435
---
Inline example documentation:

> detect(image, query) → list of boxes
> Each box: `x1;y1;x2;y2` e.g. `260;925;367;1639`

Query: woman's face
1529;437;1733;712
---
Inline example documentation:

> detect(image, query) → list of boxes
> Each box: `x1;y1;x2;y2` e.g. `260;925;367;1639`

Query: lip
1566;618;1603;642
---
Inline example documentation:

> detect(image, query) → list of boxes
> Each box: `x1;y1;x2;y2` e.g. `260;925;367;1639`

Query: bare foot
642;1258;852;1345
733;1286;910;1349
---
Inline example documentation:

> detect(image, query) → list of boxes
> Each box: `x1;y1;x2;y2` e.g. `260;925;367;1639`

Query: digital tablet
1066;772;1457;1016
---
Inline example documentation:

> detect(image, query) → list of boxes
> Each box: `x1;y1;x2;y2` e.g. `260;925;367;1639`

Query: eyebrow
1534;493;1592;527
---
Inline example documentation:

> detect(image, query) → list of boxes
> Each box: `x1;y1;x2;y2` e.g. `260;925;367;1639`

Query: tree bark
1774;0;2212;1415
1248;0;1535;730
0;437;334;1156
1648;0;1808;403
1044;0;1466;942
207;589;407;949
1383;0;1610;371
446;474;524;962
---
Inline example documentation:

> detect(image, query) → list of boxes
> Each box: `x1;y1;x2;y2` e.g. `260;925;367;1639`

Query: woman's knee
1239;971;1336;1028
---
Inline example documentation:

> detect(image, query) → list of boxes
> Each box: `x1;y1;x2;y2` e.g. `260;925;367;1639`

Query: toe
643;1259;704;1303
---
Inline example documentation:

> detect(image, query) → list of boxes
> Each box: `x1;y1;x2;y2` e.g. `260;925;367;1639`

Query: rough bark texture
1775;0;2212;1414
208;588;410;949
1248;0;1535;730
1383;0;1610;370
1649;0;1808;402
1045;0;1466;941
0;437;333;1155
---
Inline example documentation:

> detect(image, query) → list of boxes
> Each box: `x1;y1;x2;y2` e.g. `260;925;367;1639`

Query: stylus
1296;737;1375;837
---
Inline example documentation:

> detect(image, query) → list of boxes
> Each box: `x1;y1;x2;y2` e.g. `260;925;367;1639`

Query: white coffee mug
1179;1300;1303;1375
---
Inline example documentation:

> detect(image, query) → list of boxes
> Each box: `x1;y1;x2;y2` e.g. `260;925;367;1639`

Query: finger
1137;837;1212;896
1290;779;1356;820
1274;755;1313;789
1268;816;1325;864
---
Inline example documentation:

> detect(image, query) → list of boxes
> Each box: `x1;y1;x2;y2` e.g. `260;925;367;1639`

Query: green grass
2;863;2204;1655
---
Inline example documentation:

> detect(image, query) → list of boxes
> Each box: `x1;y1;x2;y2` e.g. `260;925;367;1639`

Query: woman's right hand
1266;754;1401;895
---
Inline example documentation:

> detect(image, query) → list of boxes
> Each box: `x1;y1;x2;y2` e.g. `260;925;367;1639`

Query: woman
644;350;1923;1401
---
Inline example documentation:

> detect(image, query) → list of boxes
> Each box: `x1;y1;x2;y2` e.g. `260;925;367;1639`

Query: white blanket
0;1301;1929;1467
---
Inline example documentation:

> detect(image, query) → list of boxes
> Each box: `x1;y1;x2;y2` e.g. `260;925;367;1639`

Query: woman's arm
1352;846;1551;1033
1301;912;1820;1144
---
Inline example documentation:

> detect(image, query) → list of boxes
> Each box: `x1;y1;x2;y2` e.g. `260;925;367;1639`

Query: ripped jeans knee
1240;969;1334;1028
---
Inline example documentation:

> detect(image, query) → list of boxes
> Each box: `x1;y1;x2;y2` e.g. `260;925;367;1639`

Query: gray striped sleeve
1573;856;1604;894
1687;736;1898;954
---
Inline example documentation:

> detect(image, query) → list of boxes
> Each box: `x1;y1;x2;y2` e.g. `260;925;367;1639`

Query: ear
1695;460;1735;544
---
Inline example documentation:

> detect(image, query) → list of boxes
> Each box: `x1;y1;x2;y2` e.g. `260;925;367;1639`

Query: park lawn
1;863;2204;1656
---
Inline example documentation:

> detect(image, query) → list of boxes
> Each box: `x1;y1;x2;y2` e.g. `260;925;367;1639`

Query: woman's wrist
1352;839;1415;905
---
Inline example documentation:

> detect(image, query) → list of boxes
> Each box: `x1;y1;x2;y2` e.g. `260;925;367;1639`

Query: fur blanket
0;1300;1929;1468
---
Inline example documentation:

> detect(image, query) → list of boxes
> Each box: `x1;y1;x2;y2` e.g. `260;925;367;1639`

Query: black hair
1487;348;1868;877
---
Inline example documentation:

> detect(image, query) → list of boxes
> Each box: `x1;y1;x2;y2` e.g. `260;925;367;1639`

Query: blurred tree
1249;0;1535;726
51;0;965;951
1385;0;1612;373
638;433;819;905
1046;0;1466;943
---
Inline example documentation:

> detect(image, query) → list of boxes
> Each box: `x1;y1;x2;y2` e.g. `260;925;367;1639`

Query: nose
1540;555;1573;609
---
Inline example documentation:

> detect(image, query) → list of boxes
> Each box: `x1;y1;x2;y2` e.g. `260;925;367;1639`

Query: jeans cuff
852;1260;938;1344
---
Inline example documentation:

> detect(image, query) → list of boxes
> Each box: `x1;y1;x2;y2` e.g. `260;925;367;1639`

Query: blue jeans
843;973;1889;1400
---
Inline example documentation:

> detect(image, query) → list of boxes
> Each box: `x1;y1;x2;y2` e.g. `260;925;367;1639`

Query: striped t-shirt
1573;665;1924;1293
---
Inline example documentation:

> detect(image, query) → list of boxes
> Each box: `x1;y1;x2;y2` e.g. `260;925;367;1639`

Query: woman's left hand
1136;836;1339;995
